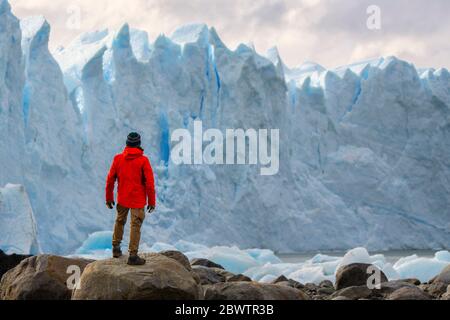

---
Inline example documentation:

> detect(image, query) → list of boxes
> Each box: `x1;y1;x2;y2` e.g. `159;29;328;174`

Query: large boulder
330;286;373;300
441;285;450;300
159;250;191;271
387;286;431;300
204;281;309;300
227;274;252;282
428;264;450;297
192;265;226;285
72;253;201;300
433;265;450;284
272;275;289;284
335;263;388;290
272;277;305;290
190;258;224;270
378;280;417;297
0;250;32;280
0;255;92;300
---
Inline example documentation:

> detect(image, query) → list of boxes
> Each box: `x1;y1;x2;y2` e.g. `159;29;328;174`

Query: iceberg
0;184;40;254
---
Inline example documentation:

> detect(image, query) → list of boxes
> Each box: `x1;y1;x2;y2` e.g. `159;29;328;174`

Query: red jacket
105;147;156;209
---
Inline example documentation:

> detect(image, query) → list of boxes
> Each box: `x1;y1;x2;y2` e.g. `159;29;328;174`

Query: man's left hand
147;205;155;213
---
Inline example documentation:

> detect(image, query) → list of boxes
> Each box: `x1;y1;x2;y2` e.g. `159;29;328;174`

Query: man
105;132;156;265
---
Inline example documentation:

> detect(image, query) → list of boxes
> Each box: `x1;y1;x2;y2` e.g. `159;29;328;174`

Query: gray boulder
159;250;191;271
330;286;373;300
388;286;431;300
440;285;450;300
427;264;450;297
0;255;92;300
0;250;33;280
72;253;201;300
227;274;252;282
335;263;388;290
192;265;226;285
204;281;310;300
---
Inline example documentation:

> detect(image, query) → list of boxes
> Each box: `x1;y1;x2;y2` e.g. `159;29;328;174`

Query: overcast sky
9;0;450;69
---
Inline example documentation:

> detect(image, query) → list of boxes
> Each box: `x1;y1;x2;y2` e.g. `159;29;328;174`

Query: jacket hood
123;147;144;160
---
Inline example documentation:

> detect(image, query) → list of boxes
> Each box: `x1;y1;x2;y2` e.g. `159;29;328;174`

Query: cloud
8;0;450;69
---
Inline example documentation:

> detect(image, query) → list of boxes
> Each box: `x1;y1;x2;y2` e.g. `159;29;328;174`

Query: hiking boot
112;245;122;258
127;254;146;265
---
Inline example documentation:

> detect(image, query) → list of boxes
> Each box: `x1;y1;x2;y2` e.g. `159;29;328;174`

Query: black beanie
126;132;141;147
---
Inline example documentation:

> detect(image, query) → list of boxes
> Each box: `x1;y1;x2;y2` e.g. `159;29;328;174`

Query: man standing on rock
105;132;156;265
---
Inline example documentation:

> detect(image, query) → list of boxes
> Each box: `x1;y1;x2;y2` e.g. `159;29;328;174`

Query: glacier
0;0;449;255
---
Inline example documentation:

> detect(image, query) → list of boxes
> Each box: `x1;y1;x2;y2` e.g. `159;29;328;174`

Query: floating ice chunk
174;240;208;252
289;265;332;284
394;257;448;283
434;250;450;262
244;248;282;264
75;231;112;254
184;246;260;274
244;263;299;282
336;247;372;271
318;260;342;276
393;254;419;268
308;253;340;264
259;274;277;283
381;263;400;280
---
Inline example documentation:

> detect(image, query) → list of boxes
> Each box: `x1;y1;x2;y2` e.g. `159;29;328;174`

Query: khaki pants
112;204;145;255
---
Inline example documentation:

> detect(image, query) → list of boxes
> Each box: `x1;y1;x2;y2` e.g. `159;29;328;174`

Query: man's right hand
106;201;115;209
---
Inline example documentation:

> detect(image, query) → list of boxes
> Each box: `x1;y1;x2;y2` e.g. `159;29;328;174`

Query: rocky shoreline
0;250;449;300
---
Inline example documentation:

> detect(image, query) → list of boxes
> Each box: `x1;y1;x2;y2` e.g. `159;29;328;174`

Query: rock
72;253;201;300
317;286;335;295
304;283;319;291
190;258;224;270
427;281;448;298
332;296;352;300
192;265;226;285
273;278;304;290
210;267;235;280
330;286;373;300
272;275;289;284
441;285;450;300
159;250;191;271
303;283;320;296
319;280;334;288
388;286;431;300
427;264;450;297
335;263;387;290
378;280;417;296
0;250;32;280
227;274;252;282
433;265;450;284
0;255;92;300
272;275;305;289
401;278;421;286
204;281;310;300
